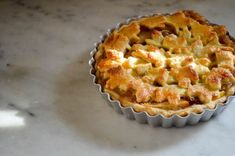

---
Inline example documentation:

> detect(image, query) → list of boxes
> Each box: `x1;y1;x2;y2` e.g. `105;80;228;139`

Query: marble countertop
0;0;235;155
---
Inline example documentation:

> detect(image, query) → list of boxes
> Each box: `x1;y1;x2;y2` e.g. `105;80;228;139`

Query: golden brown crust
139;15;167;29
103;33;129;52
94;10;235;117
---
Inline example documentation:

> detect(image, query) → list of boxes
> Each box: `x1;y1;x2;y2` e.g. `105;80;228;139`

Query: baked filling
94;10;235;117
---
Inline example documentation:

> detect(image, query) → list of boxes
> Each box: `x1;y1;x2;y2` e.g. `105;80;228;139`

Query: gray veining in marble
0;0;235;156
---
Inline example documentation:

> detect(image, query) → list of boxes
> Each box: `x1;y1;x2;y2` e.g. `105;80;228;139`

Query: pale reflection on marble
0;0;235;156
0;110;25;128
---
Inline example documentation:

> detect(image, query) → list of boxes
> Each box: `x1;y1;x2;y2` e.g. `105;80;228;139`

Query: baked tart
90;10;235;126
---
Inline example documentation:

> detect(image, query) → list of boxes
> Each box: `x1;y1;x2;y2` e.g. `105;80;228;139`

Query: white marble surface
0;0;235;155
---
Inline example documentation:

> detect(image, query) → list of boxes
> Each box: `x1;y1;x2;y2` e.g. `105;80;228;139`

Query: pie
94;10;235;117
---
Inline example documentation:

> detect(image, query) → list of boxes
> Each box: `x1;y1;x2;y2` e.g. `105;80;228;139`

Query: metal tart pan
89;13;235;127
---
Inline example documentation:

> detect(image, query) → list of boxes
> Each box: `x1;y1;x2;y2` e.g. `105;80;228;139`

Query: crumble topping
94;10;235;117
